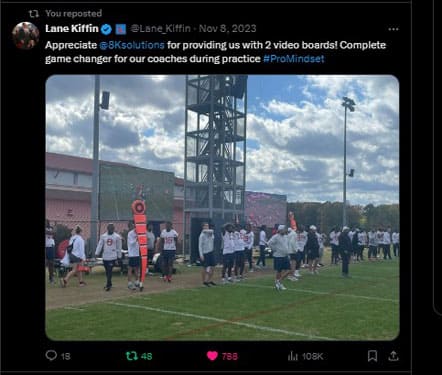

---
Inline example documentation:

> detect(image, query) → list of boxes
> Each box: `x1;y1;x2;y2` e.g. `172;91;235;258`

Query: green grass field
46;258;399;341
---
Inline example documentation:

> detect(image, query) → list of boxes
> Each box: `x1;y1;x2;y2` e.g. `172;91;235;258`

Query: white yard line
235;283;399;303
314;272;398;281
107;301;334;340
63;306;86;311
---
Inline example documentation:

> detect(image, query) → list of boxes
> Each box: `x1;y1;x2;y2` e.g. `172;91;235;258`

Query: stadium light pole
90;76;110;256
342;96;355;228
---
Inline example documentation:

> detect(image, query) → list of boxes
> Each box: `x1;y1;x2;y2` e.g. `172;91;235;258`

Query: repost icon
28;10;39;18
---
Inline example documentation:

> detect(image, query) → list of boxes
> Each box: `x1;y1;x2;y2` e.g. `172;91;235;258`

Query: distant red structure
131;199;148;290
288;211;297;231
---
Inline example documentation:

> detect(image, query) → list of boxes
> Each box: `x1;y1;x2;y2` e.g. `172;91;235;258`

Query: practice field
46;258;399;341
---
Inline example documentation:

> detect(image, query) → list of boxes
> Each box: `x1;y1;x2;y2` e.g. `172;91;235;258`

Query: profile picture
12;21;39;50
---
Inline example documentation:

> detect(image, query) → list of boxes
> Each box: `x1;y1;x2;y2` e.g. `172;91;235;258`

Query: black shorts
235;251;245;263
202;251;216;267
223;253;235;266
128;256;140;267
295;251;304;263
162;250;176;261
46;246;55;260
307;250;319;260
69;253;82;264
274;256;291;272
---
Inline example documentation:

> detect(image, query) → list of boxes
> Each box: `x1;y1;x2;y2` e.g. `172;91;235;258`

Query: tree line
287;202;399;235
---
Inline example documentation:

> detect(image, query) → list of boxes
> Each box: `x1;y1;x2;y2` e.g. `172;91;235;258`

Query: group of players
45;219;179;291
267;224;399;291
200;222;399;291
46;219;399;292
99;221;179;291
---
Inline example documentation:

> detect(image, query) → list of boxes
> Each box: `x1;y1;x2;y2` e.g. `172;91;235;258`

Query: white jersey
329;231;340;246
161;229;178;250
69;234;86;260
376;231;384;244
368;231;377;246
45;235;55;247
383;231;391;245
242;230;254;250
295;231;308;252
234;230;245;251
259;230;267;246
317;233;325;249
127;229;140;257
96;232;122;260
222;231;235;255
358;231;367;246
199;229;214;258
45;226;55;247
392;232;400;244
287;230;297;254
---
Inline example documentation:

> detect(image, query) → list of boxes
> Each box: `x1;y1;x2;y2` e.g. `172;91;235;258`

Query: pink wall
46;198;185;243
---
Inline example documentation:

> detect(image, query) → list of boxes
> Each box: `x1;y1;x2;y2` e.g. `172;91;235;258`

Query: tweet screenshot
1;0;414;373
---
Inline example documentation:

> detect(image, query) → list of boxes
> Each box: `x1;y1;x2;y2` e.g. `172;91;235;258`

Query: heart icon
207;351;218;361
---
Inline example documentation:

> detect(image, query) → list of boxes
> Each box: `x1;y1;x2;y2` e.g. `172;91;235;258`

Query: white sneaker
287;275;298;281
279;283;287;290
275;281;281;290
294;271;301;277
227;277;233;283
249;269;254;273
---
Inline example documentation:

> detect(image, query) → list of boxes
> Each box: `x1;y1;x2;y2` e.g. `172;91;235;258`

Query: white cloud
46;75;399;205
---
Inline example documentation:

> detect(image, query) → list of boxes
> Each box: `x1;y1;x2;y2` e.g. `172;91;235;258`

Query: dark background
0;0;433;373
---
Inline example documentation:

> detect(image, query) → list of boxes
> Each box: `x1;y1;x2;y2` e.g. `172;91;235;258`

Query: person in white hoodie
160;221;179;283
268;225;291;290
95;223;122;291
62;226;86;287
383;228;392;260
392;230;400;257
287;227;298;281
199;222;216;287
45;219;56;284
234;224;246;281
221;223;235;283
127;221;140;291
243;224;255;273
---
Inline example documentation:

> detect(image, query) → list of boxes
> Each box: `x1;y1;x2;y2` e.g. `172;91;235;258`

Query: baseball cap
342;226;349;231
309;225;317;230
278;225;286;231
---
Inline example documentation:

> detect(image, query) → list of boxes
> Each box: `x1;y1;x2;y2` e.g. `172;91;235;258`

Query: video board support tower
183;75;247;260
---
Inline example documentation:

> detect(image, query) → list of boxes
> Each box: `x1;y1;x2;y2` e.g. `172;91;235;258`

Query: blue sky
46;75;399;205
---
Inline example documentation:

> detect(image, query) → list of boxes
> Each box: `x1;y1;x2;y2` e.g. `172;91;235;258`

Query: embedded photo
45;75;399;341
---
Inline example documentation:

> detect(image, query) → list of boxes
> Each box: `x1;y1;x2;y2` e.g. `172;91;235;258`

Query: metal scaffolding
183;75;247;260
